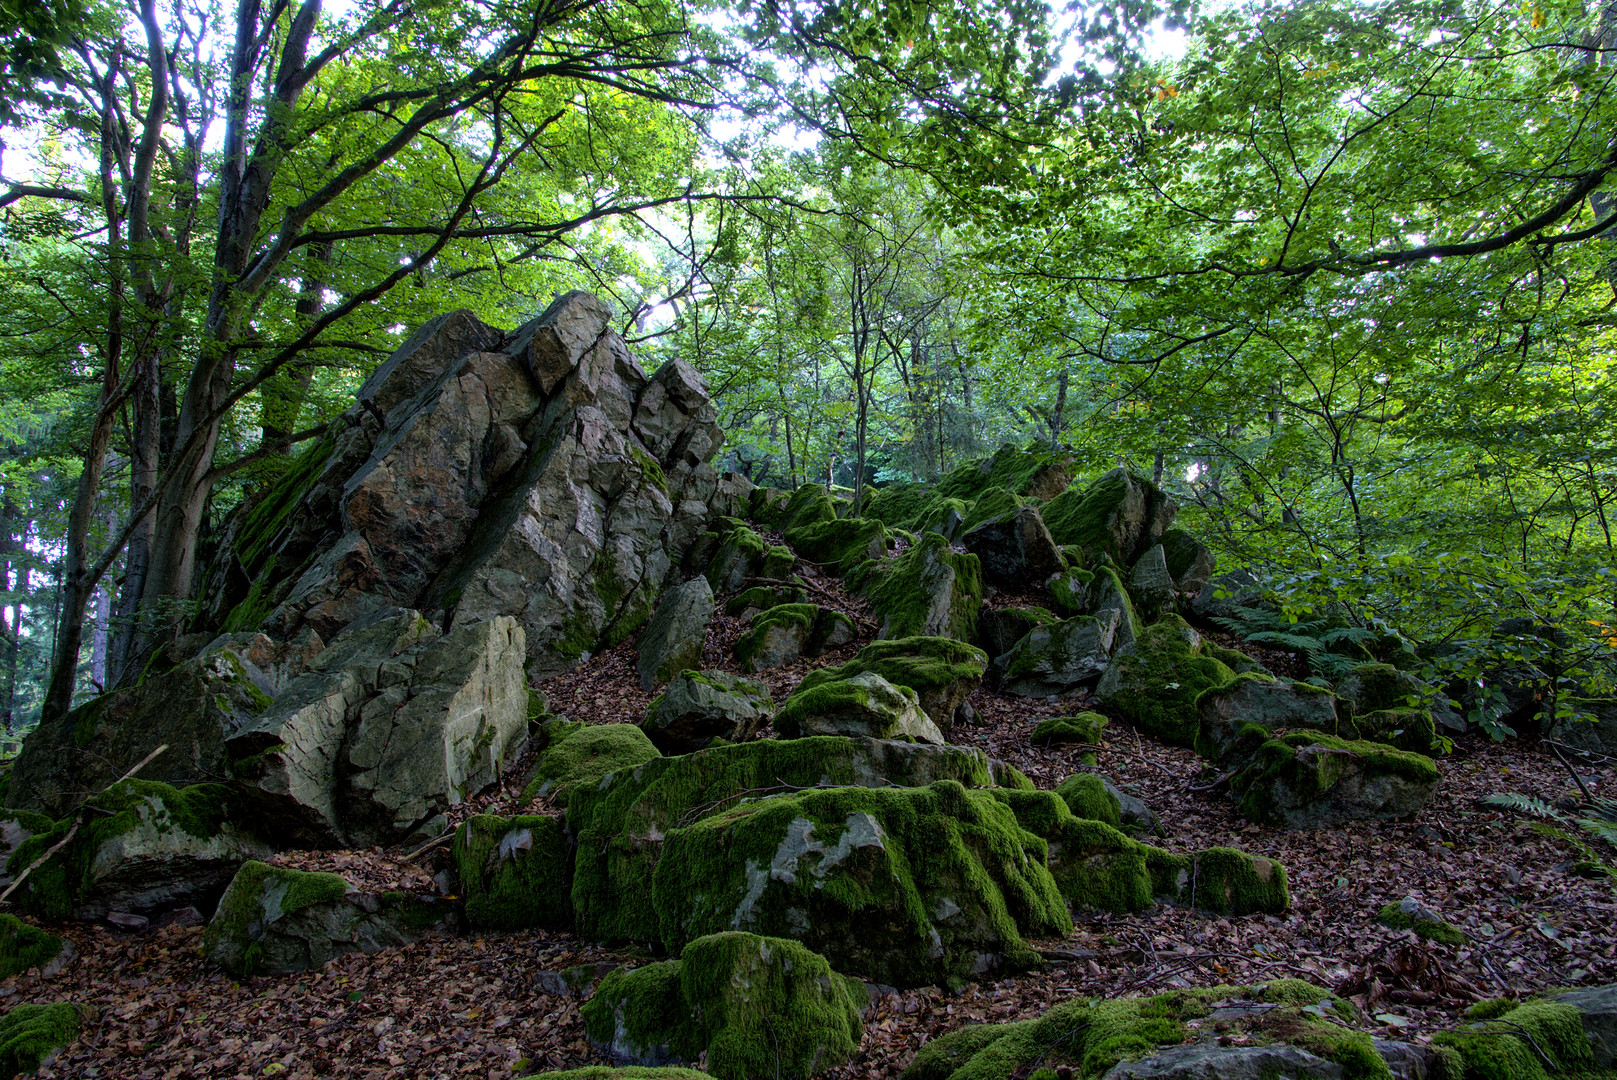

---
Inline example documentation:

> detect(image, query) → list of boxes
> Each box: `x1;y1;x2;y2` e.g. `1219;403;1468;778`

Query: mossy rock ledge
567;735;1009;944
1231;731;1438;830
202;861;458;977
733;603;856;672
0;1001;84;1077
773;672;945;744
581;932;864;1080
1095;616;1236;748
523;722;662;807
453;813;573;931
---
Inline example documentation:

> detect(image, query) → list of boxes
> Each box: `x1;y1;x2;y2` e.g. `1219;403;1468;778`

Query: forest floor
8;566;1617;1080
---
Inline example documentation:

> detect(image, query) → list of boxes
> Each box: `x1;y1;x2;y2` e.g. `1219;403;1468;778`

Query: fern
1483;792;1617;889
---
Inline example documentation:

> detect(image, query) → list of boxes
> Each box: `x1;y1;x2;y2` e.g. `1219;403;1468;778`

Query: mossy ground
454;814;573;930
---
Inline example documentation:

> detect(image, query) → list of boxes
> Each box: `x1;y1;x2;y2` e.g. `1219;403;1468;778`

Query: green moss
1378;901;1463;945
6;781;237;920
959;488;1024;533
785;517;890;575
935;445;1074;504
630;447;668;492
792;637;988;723
851;533;984;641
517;1064;716;1079
778;484;839;532
1040;468;1163;557
0;914;63;977
724;582;806;615
1034;714;1108;747
1054;773;1121;826
589;932;864;1080
234;431;336;580
566;736;1004;944
221;558;278;633
1435;997;1593;1080
1355;708;1449;756
705;522;772;593
0;1001;81;1076
1232;730;1437;828
202;860;352;976
1184;847;1290;916
1096;616;1235;748
522;723;661;806
527;688;550;723
653;781;1070;988
1046;567;1093;617
1206;643;1267;676
453;814;573;930
901;980;1375;1080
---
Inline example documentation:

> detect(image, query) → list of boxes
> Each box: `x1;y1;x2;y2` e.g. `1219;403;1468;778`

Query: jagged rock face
200;291;735;678
227;608;530;848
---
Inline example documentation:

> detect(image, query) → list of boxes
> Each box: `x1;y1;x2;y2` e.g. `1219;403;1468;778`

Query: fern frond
1320;626;1379;648
1245;631;1326;655
1481;792;1563;820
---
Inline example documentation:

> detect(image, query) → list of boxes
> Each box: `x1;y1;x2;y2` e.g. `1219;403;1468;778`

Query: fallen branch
401;830;456;862
0;743;168;905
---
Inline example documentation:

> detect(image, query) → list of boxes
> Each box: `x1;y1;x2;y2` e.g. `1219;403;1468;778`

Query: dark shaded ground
8;569;1614;1079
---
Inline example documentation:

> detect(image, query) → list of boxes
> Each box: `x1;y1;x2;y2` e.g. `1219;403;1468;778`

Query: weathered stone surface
1040;468;1177;567
194;291;731;682
1103;1044;1345;1080
791;637;988;738
774;672;944;744
733;604;855;673
568;736;1008;944
1195;674;1341;762
1160;527;1216;593
582;932;865;1080
636;578;715;691
975;606;1058;659
851;532;982;641
1088;564;1142;652
203;861;457;976
641;671;775;753
991;612;1119;698
652;781;1069;988
5;782;271;922
1551;984;1617;1069
228;610;529;847
5;637;280;818
1129;543;1175;620
960;507;1065;588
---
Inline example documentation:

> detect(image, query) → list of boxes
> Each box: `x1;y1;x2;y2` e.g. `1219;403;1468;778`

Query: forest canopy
0;0;1612;729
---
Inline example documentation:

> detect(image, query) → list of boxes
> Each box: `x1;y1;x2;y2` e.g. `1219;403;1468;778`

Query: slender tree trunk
1049;369;1069;449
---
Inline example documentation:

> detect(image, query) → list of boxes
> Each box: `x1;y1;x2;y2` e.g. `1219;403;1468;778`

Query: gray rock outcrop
641;670;775;753
636;577;715;690
991;611;1120;697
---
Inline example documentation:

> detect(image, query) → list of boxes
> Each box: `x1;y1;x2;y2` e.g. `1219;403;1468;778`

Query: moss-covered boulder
568;736;1008;943
4;638;280;818
791;637;989;737
1378;896;1462;945
1351;708;1447;755
748;485;791;527
961;507;1066;588
1045;566;1093;617
774;672;944;744
1088;564;1143;651
1033;713;1107;746
958;488;1024;534
1231;732;1438;829
582;932;864;1079
976;607;1059;659
1095;616;1235;747
784;517;892;576
0;810;56;892
523;723;661;807
5;780;271;922
641;670;775;753
519;1069;712;1079
850;532;983;641
1040;468;1177;567
988;789;1286;917
1053;772;1120;825
1436;993;1600;1080
452;814;572;930
1194;674;1339;762
0;914;66;978
653;780;1070;988
992;613;1120;698
861;481;936;530
935;445;1075;504
901;979;1371;1080
706;522;775;594
734;604;857;672
0;1002;82;1076
778;484;840;532
636;578;715;691
202;860;457;976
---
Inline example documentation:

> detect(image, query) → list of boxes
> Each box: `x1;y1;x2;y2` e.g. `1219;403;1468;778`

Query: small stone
105;912;149;931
